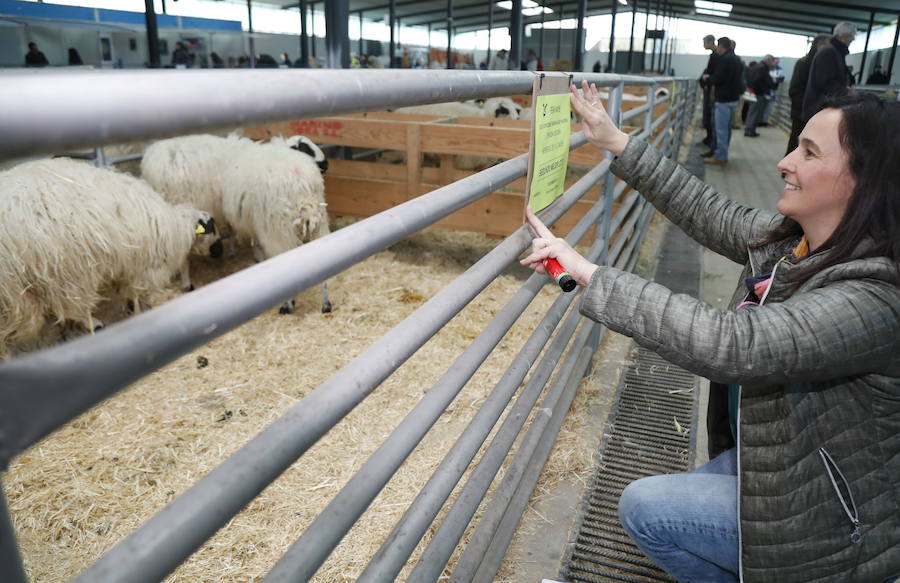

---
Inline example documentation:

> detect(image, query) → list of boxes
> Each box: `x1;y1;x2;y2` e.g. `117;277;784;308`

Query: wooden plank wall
243;84;673;240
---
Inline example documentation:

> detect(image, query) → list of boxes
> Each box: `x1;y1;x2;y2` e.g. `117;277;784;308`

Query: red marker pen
544;257;576;292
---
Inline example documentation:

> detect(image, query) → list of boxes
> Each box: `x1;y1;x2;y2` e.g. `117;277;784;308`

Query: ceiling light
696;7;731;17
694;0;732;13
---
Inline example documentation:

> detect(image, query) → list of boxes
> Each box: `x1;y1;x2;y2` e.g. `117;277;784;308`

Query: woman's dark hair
759;92;900;281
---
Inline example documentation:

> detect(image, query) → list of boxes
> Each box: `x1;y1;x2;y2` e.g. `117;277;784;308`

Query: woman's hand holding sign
569;80;630;157
521;207;598;287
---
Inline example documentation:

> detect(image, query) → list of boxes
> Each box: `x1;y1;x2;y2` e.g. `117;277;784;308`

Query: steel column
389;0;395;67
606;0;617;72
628;0;637;73
144;0;160;68
574;0;587;70
557;4;563;60
859;11;875;83
310;2;316;58
247;0;255;67
487;0;493;64
325;0;350;68
887;12;900;84
643;0;650;72
299;0;309;67
539;2;545;66
510;0;523;71
446;0;453;69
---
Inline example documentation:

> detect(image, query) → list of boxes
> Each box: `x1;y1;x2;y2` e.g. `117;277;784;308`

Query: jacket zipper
818;448;862;544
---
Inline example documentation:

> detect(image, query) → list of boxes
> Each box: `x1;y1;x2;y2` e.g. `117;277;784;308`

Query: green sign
528;92;571;212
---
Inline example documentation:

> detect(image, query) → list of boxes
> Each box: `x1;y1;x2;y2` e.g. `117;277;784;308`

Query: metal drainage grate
561;347;697;583
561;223;702;583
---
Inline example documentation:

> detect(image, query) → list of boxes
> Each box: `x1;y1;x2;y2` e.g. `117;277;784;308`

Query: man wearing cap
801;21;857;123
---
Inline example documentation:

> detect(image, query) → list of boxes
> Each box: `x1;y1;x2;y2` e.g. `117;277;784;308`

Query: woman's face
776;108;856;228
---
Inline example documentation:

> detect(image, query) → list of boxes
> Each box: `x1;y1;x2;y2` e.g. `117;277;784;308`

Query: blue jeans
745;95;769;135
619;448;739;582
713;101;739;161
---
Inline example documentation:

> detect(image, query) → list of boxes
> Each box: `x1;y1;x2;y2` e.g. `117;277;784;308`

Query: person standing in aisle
802;21;857;124
701;37;743;165
699;34;719;148
787;34;831;155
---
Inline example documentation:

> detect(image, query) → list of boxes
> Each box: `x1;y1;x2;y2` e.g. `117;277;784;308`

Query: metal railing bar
0;130;583;470
451;319;597;583
0;481;28;583
458;208;647;582
355;205;616;583
620;102;651;123
407;235;608;583
0;70;663;160
65;135;608;583
468;340;596;583
260;160;614;583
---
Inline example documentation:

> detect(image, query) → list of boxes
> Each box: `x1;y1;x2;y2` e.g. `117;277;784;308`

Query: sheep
142;133;332;314
221;136;331;315
0;158;220;357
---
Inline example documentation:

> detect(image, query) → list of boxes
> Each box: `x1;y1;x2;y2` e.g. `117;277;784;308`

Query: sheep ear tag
195;224;207;236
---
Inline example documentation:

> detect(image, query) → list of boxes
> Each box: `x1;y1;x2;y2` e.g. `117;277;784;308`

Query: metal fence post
598;81;624;266
0;482;27;583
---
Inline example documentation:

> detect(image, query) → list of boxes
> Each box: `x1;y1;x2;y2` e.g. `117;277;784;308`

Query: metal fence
0;68;697;583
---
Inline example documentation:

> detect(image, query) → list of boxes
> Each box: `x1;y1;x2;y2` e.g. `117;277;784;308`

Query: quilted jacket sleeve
579;266;900;386
610;138;781;265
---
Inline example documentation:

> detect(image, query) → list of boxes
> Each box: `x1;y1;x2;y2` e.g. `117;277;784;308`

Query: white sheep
221;135;330;314
0;158;220;357
142;133;332;314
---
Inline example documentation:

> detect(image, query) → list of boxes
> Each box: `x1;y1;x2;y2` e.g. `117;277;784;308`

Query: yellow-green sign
528;92;571;212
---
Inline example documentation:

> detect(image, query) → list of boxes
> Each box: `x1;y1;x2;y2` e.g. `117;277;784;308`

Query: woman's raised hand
521;206;599;287
570;80;630;157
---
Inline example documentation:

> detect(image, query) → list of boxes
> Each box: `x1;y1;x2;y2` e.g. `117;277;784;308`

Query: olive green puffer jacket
579;137;900;583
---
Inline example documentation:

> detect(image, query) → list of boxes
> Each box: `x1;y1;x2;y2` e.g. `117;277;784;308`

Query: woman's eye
804;149;815;158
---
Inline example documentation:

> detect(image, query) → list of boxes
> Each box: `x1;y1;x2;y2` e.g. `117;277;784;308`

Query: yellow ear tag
195;224;206;236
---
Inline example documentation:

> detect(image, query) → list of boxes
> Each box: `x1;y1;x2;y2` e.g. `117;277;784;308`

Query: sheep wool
0;158;212;356
141;133;250;224
221;139;328;259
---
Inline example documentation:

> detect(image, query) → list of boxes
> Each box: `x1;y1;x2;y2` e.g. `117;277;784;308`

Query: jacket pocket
818;447;862;544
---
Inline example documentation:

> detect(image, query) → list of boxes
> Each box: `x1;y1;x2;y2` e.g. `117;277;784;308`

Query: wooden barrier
243;88;671;238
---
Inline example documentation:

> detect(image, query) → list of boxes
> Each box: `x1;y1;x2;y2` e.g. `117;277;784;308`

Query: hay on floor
5;218;613;582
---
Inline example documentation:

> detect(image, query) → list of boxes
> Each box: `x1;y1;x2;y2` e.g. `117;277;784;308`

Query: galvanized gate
0;68;697;583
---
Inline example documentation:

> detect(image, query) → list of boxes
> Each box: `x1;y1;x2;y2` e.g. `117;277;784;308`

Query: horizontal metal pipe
457;326;597;583
357;189;613;583
0;69;665;159
63;133;598;583
620;101;651;123
410;236;608;582
408;294;585;582
261;160;613;583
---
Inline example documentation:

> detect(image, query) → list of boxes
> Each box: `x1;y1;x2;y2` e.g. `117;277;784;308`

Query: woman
522;82;899;582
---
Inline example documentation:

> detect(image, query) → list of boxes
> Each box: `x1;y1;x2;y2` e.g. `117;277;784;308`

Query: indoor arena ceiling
243;0;899;38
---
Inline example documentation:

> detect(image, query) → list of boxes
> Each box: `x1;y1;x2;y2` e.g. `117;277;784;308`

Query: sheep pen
4;208;666;582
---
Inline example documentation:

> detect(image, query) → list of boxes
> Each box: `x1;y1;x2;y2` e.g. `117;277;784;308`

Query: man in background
866;66;889;84
489;49;509;70
699;34;718;147
744;55;777;137
701;37;742;165
802;21;857;123
24;42;49;67
786;33;830;155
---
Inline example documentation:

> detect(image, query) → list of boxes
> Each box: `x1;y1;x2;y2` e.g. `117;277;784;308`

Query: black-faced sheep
140;133;331;314
0;158;220;357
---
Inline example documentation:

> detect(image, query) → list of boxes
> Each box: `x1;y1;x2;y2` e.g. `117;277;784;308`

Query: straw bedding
4;218;638;582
